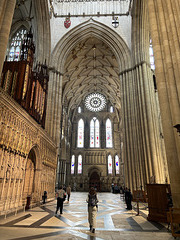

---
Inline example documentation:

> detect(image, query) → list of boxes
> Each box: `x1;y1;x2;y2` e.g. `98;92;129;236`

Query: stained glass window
8;28;27;61
110;106;114;113
71;155;75;174
115;155;119;174
108;155;112;174
90;117;100;148
106;118;113;148
77;119;84;148
85;93;106;112
149;39;155;70
78;106;81;113
78;155;82;174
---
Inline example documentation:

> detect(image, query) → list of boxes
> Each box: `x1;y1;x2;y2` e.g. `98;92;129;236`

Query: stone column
0;0;16;75
147;0;180;208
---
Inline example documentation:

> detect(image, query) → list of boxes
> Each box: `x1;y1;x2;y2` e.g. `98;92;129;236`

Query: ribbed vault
63;37;120;113
50;19;131;116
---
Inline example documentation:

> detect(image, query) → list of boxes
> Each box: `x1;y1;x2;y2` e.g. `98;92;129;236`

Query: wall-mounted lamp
173;124;180;135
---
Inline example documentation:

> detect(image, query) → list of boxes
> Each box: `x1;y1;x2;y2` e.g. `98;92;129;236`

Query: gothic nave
0;0;180;239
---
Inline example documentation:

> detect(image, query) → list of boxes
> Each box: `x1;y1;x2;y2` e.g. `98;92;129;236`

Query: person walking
56;186;66;215
66;185;71;202
87;187;98;233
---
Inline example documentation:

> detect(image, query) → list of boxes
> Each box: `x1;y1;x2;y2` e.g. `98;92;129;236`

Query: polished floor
0;192;175;240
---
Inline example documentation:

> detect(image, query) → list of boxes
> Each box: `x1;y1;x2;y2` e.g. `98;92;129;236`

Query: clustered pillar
0;0;16;75
147;0;180;208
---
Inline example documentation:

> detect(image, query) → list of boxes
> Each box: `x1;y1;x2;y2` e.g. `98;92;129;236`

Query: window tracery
8;28;27;61
106;118;113;148
78;155;82;174
85;93;106;112
71;155;75;174
115;155;119;174
77;119;84;148
90;117;100;148
108;155;112;174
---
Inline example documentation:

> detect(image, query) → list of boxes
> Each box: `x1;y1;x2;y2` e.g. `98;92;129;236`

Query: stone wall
0;89;57;214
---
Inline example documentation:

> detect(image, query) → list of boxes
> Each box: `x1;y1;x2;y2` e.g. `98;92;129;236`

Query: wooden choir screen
0;31;48;128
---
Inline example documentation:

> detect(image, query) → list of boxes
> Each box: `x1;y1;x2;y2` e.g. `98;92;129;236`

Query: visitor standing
56;186;66;215
66;185;71;202
125;188;132;210
86;187;99;233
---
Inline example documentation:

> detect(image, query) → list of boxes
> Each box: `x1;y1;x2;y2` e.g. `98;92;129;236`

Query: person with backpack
56;186;66;215
86;187;99;233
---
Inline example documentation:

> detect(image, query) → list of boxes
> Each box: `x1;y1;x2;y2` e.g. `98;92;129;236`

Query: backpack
88;194;98;207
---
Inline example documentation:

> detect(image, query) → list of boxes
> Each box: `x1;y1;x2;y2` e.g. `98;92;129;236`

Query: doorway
23;149;36;208
89;171;100;191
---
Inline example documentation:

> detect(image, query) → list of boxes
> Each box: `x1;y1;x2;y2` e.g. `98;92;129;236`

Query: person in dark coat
125;188;132;210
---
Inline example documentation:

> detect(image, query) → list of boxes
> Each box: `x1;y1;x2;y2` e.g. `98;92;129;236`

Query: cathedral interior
0;0;180;239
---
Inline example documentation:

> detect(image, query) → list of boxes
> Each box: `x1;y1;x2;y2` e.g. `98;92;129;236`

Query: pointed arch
77;118;84;148
71;155;75;174
78;155;82;174
90;117;100;148
8;27;28;61
106;118;113;148
115;155;120;175
108;155;113;174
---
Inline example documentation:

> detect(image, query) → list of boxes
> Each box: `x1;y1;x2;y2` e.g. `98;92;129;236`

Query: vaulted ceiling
62;37;121;114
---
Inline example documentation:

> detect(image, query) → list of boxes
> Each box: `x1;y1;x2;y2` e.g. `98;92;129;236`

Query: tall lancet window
77;119;84;148
90;117;100;148
108;155;113;174
115;155;119;174
78;155;82;174
149;39;155;70
8;28;27;61
71;155;75;174
78;106;81;113
110;106;114;113
106;118;113;148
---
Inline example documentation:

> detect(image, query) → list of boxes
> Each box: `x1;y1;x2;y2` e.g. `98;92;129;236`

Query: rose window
85;93;106;112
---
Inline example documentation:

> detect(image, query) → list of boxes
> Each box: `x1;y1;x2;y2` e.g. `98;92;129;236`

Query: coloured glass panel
108;155;112;174
106;119;112;148
115;155;119;174
71;155;75;174
8;28;27;61
90;117;100;147
77;119;84;148
78;155;82;174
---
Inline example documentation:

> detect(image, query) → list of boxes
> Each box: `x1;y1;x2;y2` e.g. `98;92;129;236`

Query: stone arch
88;166;102;191
46;19;131;143
51;19;131;71
23;145;41;206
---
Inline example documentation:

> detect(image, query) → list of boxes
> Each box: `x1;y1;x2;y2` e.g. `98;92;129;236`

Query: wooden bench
167;208;180;239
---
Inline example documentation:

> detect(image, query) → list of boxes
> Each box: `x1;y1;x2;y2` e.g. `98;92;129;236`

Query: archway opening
23;149;36;208
89;171;100;192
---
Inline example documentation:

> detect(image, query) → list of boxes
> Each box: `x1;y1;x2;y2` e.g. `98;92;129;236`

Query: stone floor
0;192;176;240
